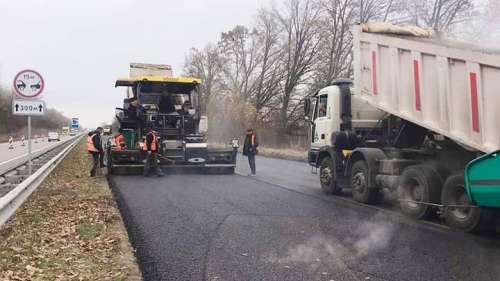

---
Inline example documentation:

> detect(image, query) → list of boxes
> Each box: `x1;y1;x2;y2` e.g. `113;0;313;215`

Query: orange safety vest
142;132;157;151
112;134;126;151
116;134;126;147
87;134;99;153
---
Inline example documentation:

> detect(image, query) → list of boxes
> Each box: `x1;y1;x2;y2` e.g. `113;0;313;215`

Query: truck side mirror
304;115;314;125
304;98;311;116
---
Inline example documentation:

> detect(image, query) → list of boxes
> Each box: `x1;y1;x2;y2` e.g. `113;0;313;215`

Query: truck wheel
350;160;381;204
442;173;495;233
223;167;235;174
319;157;342;195
398;165;441;220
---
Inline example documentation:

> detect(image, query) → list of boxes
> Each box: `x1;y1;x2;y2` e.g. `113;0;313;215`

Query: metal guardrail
0;134;83;227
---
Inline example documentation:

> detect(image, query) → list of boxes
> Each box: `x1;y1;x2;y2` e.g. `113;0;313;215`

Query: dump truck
305;23;500;232
106;63;238;174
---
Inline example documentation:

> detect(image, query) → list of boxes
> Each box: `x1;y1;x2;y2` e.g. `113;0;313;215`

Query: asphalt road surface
0;136;72;163
110;154;500;281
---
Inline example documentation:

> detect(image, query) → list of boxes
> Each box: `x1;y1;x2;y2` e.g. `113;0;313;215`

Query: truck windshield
138;83;191;104
318;95;328;118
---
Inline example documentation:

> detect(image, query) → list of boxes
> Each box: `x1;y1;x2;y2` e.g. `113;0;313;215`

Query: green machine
439;150;500;233
466;150;500;208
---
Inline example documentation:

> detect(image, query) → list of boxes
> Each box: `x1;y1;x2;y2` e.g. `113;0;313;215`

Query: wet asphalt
109;154;500;281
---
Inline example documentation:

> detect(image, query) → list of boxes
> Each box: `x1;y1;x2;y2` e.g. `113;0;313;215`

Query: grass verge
0;140;142;281
256;146;308;162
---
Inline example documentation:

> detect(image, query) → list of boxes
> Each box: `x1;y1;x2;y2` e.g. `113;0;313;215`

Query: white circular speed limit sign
13;69;45;99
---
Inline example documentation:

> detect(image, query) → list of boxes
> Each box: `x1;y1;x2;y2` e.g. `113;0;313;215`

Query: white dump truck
305;23;500;232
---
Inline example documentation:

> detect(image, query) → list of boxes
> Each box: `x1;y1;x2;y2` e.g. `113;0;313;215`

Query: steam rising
352;219;396;257
269;213;397;271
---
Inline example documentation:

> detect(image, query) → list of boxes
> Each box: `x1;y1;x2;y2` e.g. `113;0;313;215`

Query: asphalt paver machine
107;76;238;174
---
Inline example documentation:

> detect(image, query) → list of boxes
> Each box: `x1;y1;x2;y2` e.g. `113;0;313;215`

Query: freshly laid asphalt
110;154;500;281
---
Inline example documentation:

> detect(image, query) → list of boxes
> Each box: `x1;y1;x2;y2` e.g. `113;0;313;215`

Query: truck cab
306;79;384;169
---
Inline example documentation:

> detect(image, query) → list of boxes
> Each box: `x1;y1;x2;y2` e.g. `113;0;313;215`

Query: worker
143;127;164;177
127;98;144;128
319;103;327;117
87;127;104;177
243;128;258;176
113;128;126;151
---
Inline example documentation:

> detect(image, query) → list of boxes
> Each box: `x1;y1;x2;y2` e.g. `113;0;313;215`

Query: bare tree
184;44;224;112
274;0;322;133
454;0;500;48
351;0;404;22
401;0;473;32
252;8;285;118
312;0;357;89
218;25;261;100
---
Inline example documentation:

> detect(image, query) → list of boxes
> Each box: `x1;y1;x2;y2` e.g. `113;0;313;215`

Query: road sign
12;99;45;116
13;69;45;99
71;117;79;128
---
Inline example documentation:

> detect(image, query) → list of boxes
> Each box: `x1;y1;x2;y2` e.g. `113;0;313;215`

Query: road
110;154;500;281
0;136;72;164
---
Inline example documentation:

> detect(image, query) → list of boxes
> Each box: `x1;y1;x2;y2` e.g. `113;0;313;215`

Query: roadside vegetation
0;86;70;142
0;140;141;281
184;0;499;150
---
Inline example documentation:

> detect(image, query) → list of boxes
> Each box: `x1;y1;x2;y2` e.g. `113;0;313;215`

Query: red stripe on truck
470;72;480;133
413;60;421;111
371;51;377;95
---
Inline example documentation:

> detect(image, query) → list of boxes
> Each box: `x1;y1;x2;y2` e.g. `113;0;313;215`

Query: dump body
130;63;173;77
127;63;174;99
353;25;500;153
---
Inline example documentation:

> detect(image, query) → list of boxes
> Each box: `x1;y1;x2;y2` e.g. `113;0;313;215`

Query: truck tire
350;160;382;204
398;165;441;220
441;173;495;233
223;167;235;174
319;157;342;195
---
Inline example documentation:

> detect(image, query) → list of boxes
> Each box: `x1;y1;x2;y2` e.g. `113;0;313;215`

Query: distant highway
0;136;73;164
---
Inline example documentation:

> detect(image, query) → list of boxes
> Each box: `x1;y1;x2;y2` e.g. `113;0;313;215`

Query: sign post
28;116;31;174
12;69;45;176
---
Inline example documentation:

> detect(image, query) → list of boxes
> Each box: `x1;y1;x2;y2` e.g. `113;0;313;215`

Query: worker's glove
147;151;152;155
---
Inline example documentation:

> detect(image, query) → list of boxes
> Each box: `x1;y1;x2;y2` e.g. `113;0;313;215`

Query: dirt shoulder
257;146;308;162
0;140;142;281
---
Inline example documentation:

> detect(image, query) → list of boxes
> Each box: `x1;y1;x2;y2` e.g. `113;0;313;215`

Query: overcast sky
0;0;273;128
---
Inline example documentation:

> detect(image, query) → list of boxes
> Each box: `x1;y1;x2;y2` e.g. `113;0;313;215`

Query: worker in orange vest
243;128;258;176
87;127;104;177
113;129;126;151
143;127;164;177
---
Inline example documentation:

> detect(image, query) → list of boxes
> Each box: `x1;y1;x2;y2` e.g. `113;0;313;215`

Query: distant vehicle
48;132;60;142
62;126;70;135
69;129;78;136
